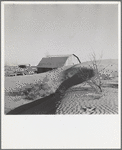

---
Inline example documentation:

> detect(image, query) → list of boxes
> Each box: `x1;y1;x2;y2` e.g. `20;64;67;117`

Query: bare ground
4;65;72;114
7;78;118;115
56;84;118;114
5;61;118;114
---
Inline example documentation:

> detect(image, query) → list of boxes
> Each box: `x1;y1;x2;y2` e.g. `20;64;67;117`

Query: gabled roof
37;54;81;68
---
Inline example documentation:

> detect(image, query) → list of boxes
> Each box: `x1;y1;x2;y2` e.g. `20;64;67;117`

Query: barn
37;54;81;73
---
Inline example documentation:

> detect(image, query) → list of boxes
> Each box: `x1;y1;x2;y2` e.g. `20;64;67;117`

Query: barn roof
37;56;69;68
37;54;80;68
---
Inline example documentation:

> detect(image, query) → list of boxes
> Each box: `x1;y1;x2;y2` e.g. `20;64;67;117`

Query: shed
37;54;81;73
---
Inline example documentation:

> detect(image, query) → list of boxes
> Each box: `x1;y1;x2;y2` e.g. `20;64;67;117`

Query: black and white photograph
3;2;120;115
1;1;121;149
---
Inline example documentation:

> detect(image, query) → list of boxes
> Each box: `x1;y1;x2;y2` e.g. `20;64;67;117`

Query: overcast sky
4;3;118;66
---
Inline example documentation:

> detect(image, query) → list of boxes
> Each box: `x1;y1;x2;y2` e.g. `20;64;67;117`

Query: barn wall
65;56;73;66
72;55;80;64
65;55;80;66
37;68;54;73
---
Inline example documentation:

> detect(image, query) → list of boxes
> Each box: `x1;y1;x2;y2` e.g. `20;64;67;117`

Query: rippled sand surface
56;86;118;114
7;79;118;115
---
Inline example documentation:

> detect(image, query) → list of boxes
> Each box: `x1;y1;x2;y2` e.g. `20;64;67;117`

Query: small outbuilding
37;54;81;73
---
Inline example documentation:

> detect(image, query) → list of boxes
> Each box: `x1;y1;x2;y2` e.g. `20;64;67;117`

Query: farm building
37;54;81;73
